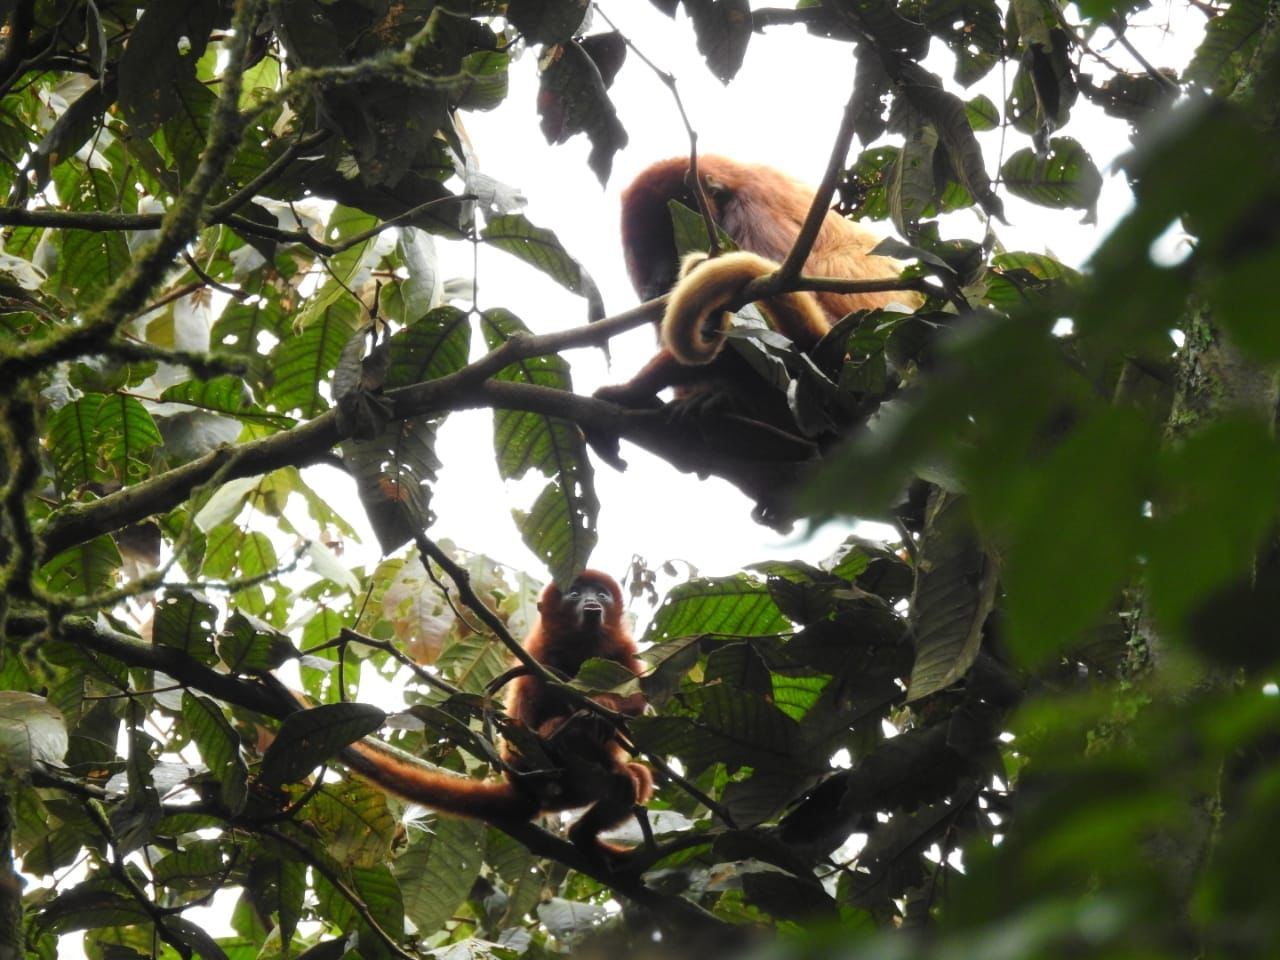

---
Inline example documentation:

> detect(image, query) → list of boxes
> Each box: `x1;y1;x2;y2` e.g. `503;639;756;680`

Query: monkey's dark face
621;163;734;302
562;580;614;631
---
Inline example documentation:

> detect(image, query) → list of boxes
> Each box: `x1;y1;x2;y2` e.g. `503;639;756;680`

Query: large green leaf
482;308;598;585
1001;138;1103;216
393;818;486;935
905;490;998;701
644;574;791;645
181;693;248;815
481;214;605;320
118;0;222;133
0;692;68;778
265;298;361;416
261;702;387;789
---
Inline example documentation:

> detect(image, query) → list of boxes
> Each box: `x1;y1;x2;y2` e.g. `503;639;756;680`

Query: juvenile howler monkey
597;155;918;415
332;571;651;855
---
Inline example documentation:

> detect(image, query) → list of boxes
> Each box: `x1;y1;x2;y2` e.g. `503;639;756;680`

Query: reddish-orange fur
341;572;650;853
600;155;917;409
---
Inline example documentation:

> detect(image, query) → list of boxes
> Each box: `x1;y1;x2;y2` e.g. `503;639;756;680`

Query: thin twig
776;77;862;284
1106;17;1181;92
592;4;719;253
183;250;247;301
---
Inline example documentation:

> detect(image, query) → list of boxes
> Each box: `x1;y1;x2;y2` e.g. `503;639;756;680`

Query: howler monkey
597;155;918;416
330;571;651;855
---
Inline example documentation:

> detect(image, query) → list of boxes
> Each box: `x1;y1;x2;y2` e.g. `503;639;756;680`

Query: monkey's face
562;580;614;631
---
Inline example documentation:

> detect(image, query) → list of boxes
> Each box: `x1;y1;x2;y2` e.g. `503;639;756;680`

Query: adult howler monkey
597;155;918;415
327;571;651;855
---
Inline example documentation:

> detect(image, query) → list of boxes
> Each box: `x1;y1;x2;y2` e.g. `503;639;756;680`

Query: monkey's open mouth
581;600;604;624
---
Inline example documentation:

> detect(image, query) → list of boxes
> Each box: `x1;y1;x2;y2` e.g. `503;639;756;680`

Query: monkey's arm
592;347;710;406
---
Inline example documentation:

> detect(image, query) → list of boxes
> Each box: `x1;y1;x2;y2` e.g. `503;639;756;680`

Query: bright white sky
315;1;1205;597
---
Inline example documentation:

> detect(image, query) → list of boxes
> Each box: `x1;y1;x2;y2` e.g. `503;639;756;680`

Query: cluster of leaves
1;0;1280;957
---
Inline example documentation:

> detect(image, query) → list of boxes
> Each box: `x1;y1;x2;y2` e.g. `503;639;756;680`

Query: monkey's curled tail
343;740;539;823
660;251;829;365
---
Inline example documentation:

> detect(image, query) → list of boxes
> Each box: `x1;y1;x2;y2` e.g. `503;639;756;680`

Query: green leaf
294;779;399;869
343;417;440;555
38;535;122;595
669;197;738;255
1209;246;1280;363
47;394;107;491
481;214;605;320
217;610;297;674
906;490;999;701
686;0;753;82
160;376;294;431
182;693;249;815
153;592;220;666
433;631;513;696
483;308;599;585
261;702;387;787
449;48;512;112
631;684;804;777
507;0;590;44
1001;138;1103;216
843;146;900;221
1147;418;1280;637
965;93;1000;131
393;818;486;935
265;298;361;417
316;864;404;940
157;78;218;182
921;0;1003;85
33;879;151;935
386;228;443;323
93;394;163;485
644;575;791;644
341;307;471;553
0;692;68;778
203;527;278;584
535;40;628;183
1187;0;1268;93
889;124;938;234
1002;408;1154;662
384;306;473;389
153;838;226;894
117;0;221;133
895;65;1004;221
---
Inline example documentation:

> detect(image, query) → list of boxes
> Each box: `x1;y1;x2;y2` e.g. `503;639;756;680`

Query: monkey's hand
583;388;652;471
592;382;664;410
544;708;616;748
662;385;736;425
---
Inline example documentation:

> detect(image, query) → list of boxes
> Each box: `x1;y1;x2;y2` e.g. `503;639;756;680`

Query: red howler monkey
332;571;651;855
597;155;918;415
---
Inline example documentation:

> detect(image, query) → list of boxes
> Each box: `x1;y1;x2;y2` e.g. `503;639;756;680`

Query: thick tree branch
36;252;911;558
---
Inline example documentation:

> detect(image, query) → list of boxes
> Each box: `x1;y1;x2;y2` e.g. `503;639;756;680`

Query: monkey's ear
703;172;730;200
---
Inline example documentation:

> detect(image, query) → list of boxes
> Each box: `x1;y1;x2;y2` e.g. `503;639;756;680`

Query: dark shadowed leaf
261;703;387;787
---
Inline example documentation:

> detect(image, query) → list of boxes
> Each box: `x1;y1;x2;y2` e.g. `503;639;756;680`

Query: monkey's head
540;571;622;634
620;156;739;301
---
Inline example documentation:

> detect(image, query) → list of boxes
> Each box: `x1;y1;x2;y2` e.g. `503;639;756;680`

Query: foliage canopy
2;0;1280;958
